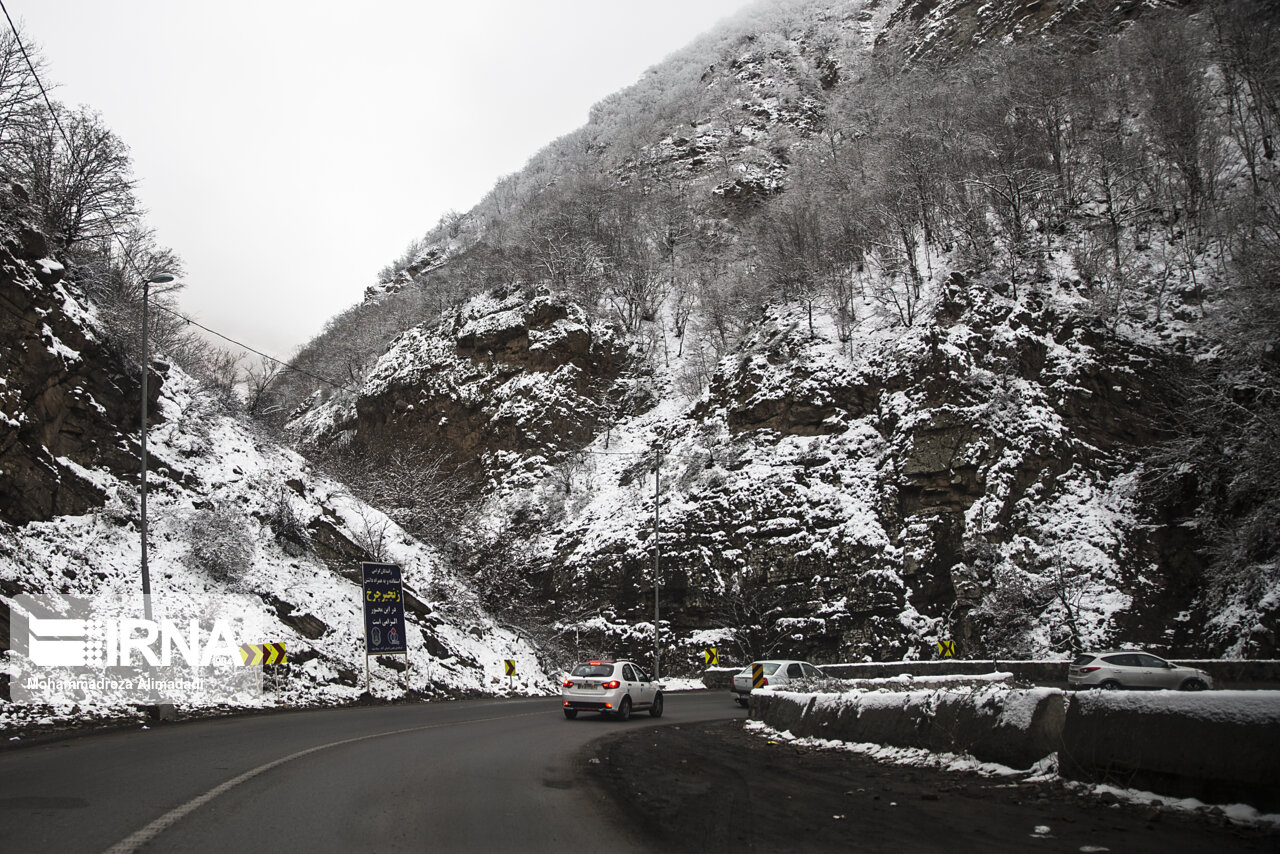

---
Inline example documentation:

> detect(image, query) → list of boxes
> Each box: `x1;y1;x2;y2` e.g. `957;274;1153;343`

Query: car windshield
571;663;614;677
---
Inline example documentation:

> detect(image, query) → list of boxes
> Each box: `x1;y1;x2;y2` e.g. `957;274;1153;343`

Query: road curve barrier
750;680;1280;812
1060;690;1280;812
752;678;1064;771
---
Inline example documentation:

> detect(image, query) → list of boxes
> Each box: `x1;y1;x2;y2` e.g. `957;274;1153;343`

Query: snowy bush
183;506;255;584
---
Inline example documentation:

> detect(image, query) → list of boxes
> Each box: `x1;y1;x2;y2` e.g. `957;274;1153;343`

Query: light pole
653;446;661;681
140;271;175;622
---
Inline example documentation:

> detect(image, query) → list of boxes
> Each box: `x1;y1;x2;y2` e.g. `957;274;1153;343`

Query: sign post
239;643;287;692
361;562;409;695
504;658;515;691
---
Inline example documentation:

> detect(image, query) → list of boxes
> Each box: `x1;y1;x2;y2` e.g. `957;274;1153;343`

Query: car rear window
1072;654;1097;666
571;663;615;677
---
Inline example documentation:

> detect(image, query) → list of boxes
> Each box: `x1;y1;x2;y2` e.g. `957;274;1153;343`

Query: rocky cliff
0;184;147;525
280;0;1277;667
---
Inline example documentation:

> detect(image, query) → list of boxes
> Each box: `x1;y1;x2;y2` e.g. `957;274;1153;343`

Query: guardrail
748;679;1280;812
701;659;1280;689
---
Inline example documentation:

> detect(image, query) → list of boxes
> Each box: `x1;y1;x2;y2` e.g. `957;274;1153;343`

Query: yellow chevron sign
239;643;287;666
504;659;516;676
704;647;718;666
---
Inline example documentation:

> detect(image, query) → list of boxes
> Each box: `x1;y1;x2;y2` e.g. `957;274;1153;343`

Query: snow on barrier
702;659;1280;688
752;674;1065;771
750;677;1280;811
1061;690;1280;812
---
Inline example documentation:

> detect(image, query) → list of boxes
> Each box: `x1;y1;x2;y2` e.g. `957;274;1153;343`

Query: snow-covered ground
2;362;552;734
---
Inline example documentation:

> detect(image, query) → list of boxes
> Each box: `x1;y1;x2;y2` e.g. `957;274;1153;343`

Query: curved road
0;692;743;853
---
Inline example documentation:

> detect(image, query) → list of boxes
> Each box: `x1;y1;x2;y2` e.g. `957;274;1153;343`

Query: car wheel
1099;679;1121;690
648;693;664;718
1180;679;1207;691
563;708;578;719
615;697;631;721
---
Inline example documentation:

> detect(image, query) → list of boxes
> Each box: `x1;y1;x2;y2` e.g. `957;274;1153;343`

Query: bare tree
10;104;139;248
1130;12;1222;226
0;27;46;157
243;355;284;419
1211;0;1280;193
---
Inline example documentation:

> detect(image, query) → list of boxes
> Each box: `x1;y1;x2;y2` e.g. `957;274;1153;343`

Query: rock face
276;0;1266;664
0;188;149;524
539;275;1193;664
349;287;642;485
291;267;1210;666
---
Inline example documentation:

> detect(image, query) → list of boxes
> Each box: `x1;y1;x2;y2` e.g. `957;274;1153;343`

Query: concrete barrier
750;681;1280;811
1060;690;1280;812
700;666;740;691
706;658;1280;687
753;678;1065;771
819;659;1069;684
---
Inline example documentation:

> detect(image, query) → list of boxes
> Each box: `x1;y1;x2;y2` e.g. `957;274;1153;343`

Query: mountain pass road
0;692;744;853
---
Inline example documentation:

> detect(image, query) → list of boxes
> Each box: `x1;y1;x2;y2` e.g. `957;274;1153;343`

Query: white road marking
101;709;546;854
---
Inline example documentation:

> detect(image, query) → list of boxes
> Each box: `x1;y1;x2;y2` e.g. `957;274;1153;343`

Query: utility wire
146;300;360;394
0;2;358;396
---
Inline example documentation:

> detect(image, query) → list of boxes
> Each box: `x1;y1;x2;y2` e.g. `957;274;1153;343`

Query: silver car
730;659;825;706
1069;650;1213;691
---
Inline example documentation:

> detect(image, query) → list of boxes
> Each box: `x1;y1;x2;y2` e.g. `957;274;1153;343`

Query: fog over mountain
2;0;1277;709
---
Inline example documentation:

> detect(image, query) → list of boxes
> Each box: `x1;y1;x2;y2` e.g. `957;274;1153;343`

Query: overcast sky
13;1;751;360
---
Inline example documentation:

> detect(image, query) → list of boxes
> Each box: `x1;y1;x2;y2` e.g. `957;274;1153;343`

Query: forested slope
274;0;1280;667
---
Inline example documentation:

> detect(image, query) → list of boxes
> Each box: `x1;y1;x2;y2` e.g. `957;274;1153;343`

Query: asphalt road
0;692;744;853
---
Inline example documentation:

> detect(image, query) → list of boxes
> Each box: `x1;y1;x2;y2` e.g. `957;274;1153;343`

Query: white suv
561;660;663;720
1069;650;1213;691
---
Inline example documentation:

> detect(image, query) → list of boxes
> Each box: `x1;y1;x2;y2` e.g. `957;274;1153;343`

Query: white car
561;659;663;720
1069;650;1214;691
731;659;825;706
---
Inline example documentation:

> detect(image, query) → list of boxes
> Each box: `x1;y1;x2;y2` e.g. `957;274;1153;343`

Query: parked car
1068;650;1213;691
560;659;663;720
730;659;826;706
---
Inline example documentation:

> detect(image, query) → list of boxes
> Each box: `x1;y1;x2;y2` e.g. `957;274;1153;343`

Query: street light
140;271;175;622
653;447;661;682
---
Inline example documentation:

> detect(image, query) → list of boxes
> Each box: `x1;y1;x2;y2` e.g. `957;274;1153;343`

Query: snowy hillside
0;202;549;733
276;0;1278;666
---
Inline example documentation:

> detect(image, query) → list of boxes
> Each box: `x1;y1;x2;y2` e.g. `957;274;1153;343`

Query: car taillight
562;680;575;688
1079;666;1100;673
761;677;769;686
602;680;620;689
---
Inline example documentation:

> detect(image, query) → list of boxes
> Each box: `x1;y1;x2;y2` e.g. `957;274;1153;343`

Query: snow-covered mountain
277;0;1279;668
0;187;547;730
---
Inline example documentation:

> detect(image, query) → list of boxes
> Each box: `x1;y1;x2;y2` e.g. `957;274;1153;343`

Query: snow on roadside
1;363;550;735
745;718;1280;830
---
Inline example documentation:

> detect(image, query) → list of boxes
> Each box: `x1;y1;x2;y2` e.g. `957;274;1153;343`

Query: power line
146;300;360;394
0;2;358;396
